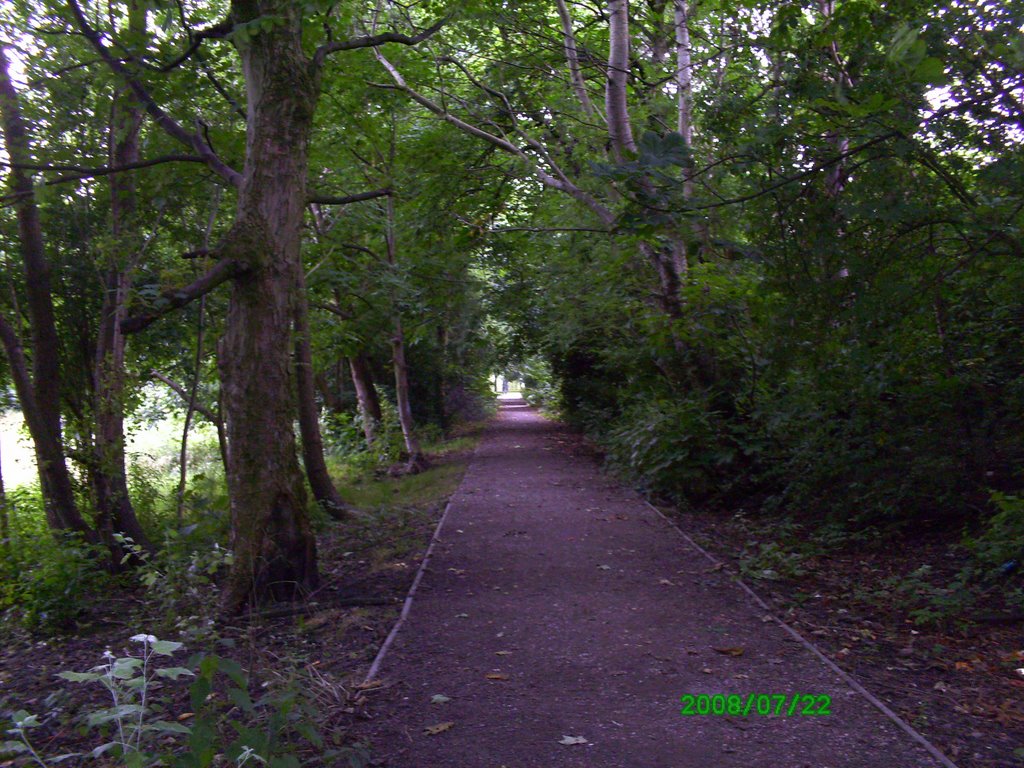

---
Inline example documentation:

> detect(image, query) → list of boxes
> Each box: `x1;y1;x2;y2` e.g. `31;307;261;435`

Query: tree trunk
383;195;425;473
294;269;348;519
0;438;8;552
218;1;319;612
556;0;595;116
391;316;426;473
0;47;93;538
349;354;382;446
606;0;637;160
672;0;694;276
93;0;151;552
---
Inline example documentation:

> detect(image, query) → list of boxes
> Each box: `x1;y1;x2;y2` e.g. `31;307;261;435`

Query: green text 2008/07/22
680;694;831;717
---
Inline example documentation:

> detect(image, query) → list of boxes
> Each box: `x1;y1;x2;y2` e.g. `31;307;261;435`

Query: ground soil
349;401;968;767
671;508;1024;768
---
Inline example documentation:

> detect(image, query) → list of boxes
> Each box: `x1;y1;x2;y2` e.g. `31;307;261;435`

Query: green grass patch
335;461;468;512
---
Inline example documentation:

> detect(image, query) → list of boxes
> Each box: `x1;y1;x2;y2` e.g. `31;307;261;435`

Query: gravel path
356;400;952;767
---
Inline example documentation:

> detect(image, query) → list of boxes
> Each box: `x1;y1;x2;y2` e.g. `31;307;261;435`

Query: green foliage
0;488;107;634
1;635;349;768
115;532;232;637
966;492;1024;571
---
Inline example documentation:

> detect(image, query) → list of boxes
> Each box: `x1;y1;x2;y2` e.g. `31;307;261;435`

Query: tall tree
69;0;444;611
0;46;95;539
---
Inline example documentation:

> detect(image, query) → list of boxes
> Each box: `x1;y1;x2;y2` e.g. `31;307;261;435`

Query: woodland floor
348;400;1010;767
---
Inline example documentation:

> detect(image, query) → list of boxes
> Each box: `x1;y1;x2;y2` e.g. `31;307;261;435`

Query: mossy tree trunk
218;2;320;612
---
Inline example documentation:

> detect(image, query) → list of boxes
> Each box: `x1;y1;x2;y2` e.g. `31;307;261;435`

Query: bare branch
0;155;210;207
121;258;243;335
67;0;242;188
313;16;449;68
149;370;220;424
156;18;233;72
373;53;614;225
556;0;597;117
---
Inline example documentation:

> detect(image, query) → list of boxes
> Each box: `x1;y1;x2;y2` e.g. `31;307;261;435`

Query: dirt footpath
354;400;953;767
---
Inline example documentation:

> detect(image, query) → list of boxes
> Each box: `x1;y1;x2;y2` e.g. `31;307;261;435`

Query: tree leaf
713;647;745;657
423;721;455;735
155;667;196;680
151;640;184;656
147;720;192;735
559;735;588;745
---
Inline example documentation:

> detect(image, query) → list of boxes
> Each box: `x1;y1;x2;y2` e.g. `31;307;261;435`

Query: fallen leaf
597;565;612;571
559;735;588;745
430;694;451;704
658;578;675;586
486;673;509;681
701;667;714;674
713;647;745;657
495;650;513;656
423;722;455;736
176;713;194;722
355;680;383;690
455;613;470;618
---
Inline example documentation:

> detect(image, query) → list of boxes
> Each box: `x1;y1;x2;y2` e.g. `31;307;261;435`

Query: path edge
642;499;960;768
361;438;482;685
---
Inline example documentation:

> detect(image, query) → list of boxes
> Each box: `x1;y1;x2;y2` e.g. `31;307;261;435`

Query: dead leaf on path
954;661;972;671
713;647;745;657
430;694;451;704
701;667;714;674
177;713;194;721
355;680;383;691
455;613;470;618
559;736;588;745
495;650;513;656
486;673;509;681
658;578;675;586
598;565;612;570
424;722;455;736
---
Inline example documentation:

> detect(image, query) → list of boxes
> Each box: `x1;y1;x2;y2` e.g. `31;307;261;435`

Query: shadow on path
356;402;950;767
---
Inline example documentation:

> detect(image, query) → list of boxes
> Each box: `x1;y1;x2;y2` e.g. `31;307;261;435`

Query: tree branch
373;53;615;226
149;370;220;424
156;18;233;72
0;155;210;207
121;258;243;335
67;0;242;188
307;188;391;205
313;16;449;68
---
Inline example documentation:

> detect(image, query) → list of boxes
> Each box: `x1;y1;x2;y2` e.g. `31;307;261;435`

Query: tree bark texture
556;0;596;116
0;47;93;537
606;0;637;159
218;2;319;612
